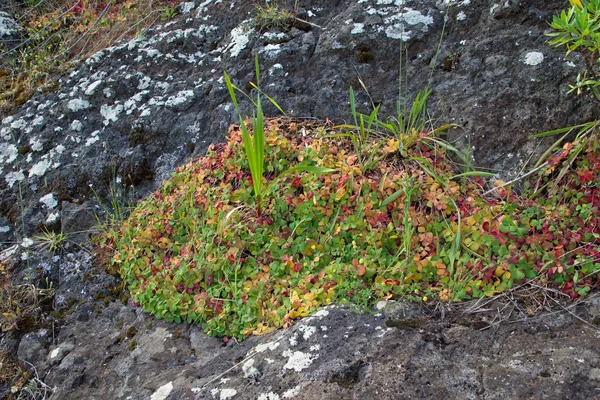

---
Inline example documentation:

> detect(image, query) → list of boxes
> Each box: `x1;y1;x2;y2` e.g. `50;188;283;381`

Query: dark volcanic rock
43;300;600;400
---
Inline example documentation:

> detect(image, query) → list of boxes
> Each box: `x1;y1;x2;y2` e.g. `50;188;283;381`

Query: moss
117;318;124;329
18;145;31;155
146;322;153;330
186;141;195;154
171;327;185;339
442;53;460;72
128;339;137;351
358;50;374;64
127;326;138;338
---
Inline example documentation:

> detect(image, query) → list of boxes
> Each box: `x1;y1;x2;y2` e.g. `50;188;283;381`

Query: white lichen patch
11;118;26;131
100;104;123;126
39;193;58;209
85;130;101;147
282;386;301;399
150;382;173;400
30;137;43;152
253;341;280;353
32;115;45;126
85;80;103;96
523;51;544;66
362;2;434;41
5;171;24;187
0;143;18;164
298;325;316;341
138;76;153;90
0;12;20;37
228;20;253;57
50;348;61;359
0;226;10;233
257;393;280;400
456;11;467;21
70;120;83;132
45;212;60;225
260;44;282;59
29;158;53;177
22;237;34;248
67;99;91;112
351;23;365;34
289;333;298;347
218;388;238;400
282;350;316;372
181;2;196;13
165;90;194;109
1;127;10;140
242;358;260;379
312;309;330;318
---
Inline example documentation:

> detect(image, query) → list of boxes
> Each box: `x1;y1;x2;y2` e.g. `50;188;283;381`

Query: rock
17;329;51;371
61;201;97;245
0;11;23;52
38;302;600;400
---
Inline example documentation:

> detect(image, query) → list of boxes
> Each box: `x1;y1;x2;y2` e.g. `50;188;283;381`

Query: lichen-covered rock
0;11;23;52
42;300;600;400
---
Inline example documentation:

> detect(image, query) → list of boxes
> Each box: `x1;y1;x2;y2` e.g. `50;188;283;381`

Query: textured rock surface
0;0;599;399
0;11;23;51
43;298;600;400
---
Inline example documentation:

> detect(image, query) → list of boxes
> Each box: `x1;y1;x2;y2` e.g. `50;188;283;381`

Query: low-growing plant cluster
0;0;178;114
104;112;600;339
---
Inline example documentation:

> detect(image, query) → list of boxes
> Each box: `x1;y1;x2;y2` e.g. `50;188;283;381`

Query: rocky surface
0;0;599;399
0;11;23;52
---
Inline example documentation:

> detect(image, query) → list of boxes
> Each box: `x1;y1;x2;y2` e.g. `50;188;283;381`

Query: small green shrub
253;1;294;31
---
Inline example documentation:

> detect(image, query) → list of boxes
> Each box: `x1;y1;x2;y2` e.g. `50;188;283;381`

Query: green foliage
224;56;333;216
253;1;294;31
160;6;177;21
105;114;600;339
546;0;600;98
34;229;68;253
